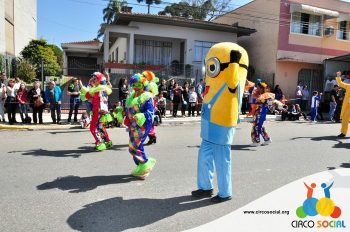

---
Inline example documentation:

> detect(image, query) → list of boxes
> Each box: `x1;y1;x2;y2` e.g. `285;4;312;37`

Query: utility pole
41;60;44;86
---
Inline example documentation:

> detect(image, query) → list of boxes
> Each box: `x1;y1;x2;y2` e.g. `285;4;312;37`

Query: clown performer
124;73;157;179
80;72;113;151
251;82;274;146
141;70;159;145
336;71;350;138
191;42;248;203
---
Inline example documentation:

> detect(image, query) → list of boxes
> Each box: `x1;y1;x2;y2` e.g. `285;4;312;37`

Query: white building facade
0;0;37;57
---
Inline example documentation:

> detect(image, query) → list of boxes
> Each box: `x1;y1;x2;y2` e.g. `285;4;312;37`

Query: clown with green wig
124;73;157;179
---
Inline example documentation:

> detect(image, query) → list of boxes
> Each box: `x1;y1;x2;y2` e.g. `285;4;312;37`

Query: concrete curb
0;115;281;131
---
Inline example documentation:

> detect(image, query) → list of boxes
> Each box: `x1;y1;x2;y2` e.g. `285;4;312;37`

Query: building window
134;39;172;65
291;12;322;36
116;47;119;62
194;41;217;62
337;21;350;41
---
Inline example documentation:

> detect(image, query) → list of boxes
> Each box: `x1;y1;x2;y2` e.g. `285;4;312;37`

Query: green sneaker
95;142;106;151
132;165;142;176
138;157;156;174
105;141;113;149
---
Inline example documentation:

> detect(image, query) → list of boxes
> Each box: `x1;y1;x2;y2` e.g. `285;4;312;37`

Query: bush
16;59;36;83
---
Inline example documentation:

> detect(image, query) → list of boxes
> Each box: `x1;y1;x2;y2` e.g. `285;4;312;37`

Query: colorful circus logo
296;181;341;219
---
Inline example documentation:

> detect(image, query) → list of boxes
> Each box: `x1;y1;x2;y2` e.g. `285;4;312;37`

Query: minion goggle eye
205;51;248;78
205;57;221;78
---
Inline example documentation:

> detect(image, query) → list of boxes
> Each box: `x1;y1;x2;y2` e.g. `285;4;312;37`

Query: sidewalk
0;112;280;131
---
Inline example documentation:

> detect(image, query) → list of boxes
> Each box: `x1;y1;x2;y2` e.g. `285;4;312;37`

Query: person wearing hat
67;77;81;123
251;82;273;146
81;72;113;151
124;73;156;179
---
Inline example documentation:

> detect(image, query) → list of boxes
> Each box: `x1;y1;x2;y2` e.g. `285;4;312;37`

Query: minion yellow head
204;42;248;97
203;42;249;127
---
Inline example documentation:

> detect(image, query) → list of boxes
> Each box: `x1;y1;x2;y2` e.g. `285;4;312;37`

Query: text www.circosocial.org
243;210;290;215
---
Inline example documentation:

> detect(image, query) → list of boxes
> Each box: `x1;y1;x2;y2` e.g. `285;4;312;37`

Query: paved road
0;121;349;232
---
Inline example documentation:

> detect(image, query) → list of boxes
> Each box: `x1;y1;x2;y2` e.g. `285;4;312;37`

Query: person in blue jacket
45;81;62;124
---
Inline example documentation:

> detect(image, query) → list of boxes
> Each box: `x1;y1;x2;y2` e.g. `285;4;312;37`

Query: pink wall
278;0;350;58
276;61;322;98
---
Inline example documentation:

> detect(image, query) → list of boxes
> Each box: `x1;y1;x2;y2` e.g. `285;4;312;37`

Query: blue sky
38;0;253;47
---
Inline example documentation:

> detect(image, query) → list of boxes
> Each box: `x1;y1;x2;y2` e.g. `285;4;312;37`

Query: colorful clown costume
124;73;156;179
81;72;113;151
192;42;248;203
142;71;159;145
251;90;273;146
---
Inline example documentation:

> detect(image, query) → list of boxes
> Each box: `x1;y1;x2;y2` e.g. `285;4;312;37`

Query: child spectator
80;111;91;129
156;92;166;117
16;83;30;123
188;86;197;117
295;104;307;120
311;91;322;122
281;105;289;121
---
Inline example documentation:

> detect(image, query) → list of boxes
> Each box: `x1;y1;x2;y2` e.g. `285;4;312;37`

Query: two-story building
215;0;350;99
0;0;37;70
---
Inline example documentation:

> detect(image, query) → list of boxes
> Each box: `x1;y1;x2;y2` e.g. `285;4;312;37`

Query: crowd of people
0;71;84;125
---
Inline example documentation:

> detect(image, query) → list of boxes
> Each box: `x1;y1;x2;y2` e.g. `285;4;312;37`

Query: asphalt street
0;120;349;232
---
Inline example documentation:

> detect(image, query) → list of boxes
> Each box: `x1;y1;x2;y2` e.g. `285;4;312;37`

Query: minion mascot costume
124;73;157;179
191;42;248;203
336;71;350;137
81;72;113;151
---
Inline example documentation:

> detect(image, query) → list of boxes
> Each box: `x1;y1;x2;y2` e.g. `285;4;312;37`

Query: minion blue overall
191;43;248;203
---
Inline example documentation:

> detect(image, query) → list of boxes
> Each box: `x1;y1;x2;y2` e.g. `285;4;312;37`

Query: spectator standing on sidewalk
172;83;182;117
167;79;175;116
0;72;7;122
67;78;81;123
196;79;205;116
158;78;168;99
295;81;303;106
28;81;45;124
118;78;129;107
5;79;18;125
181;81;189;117
301;85;310;111
274;85;283;101
156;92;166;117
328;85;339;122
45;81;62;124
188;86;197;117
16;83;30;123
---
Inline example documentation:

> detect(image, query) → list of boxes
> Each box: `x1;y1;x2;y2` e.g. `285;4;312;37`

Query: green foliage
158;0;231;21
48;44;63;69
0;54;4;72
20;39;61;78
103;0;127;23
98;0;128;38
16;59;36;83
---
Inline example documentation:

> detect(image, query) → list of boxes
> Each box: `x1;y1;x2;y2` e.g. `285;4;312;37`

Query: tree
158;0;231;21
98;0;127;38
48;44;63;70
16;59;36;83
103;0;127;23
137;0;161;14
21;39;61;78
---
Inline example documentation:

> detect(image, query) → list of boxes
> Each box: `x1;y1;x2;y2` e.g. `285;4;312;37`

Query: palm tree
137;0;161;14
98;0;127;38
103;0;127;24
